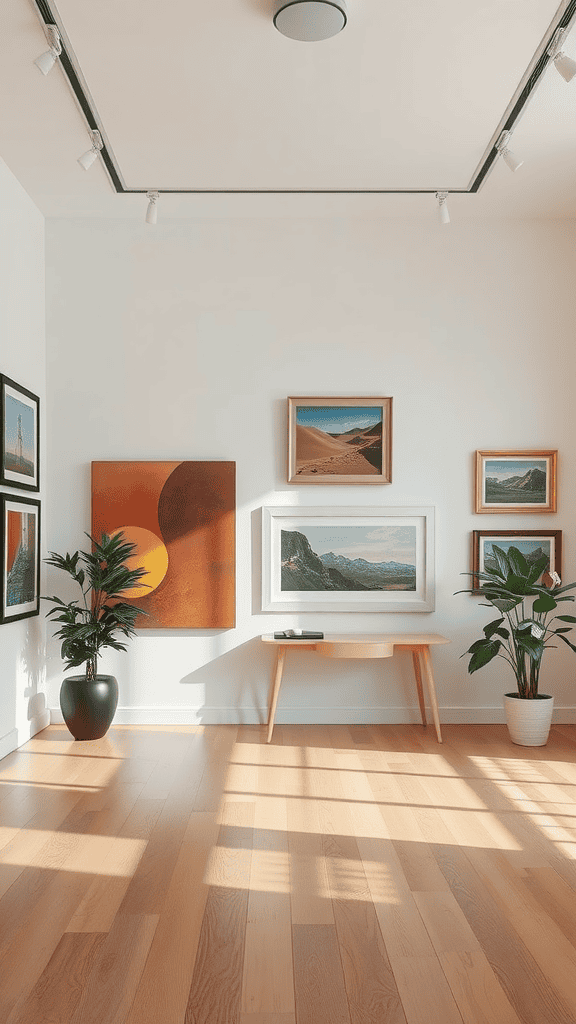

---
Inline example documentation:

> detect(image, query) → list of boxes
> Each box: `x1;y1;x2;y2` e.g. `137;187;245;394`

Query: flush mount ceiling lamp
273;0;347;42
34;25;61;75
548;27;576;83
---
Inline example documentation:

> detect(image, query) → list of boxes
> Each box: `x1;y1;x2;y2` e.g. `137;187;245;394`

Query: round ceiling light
273;1;347;42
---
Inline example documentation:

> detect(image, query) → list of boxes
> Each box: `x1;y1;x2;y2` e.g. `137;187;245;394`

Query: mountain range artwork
281;525;417;592
484;459;547;505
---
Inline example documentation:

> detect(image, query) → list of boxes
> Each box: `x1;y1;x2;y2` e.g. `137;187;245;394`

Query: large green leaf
506;546;529;578
532;593;557;613
515;634;545;661
489;545;510;579
468;639;501;673
526;553;550;584
556;615;576;623
483;617;505;639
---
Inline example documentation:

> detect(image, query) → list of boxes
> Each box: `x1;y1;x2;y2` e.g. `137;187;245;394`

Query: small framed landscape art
475;450;557;513
0;374;40;491
471;530;562;593
1;494;41;624
287;397;392;484
262;505;434;611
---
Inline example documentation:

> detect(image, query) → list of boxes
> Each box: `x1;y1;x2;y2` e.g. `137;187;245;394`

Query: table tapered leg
420;645;442;743
411;650;427;727
267;645;287;743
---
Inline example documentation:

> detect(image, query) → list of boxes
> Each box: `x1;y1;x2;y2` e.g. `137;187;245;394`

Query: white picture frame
262;506;435;612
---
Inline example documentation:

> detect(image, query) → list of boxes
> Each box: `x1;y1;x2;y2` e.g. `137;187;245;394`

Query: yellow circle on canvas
111;526;169;598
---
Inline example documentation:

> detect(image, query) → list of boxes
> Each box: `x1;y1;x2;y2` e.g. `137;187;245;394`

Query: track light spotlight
34;25;61;75
146;191;159;225
436;191;450;225
548;27;576;83
496;131;523;172
77;130;103;170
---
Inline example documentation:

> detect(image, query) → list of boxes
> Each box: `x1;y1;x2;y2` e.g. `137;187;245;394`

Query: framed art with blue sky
288;396;392;483
475;449;557;513
262;505;434;612
0;374;40;491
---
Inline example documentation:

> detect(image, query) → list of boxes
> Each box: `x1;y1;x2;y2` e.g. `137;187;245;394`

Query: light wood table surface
261;633;450;744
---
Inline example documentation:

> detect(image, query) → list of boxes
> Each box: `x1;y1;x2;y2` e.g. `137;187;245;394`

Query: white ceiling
2;0;576;218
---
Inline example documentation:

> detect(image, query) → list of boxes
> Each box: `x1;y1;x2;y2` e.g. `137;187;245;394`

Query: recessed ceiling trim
32;0;576;197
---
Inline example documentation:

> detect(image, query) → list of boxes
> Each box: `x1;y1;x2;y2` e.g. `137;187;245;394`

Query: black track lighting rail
34;0;576;196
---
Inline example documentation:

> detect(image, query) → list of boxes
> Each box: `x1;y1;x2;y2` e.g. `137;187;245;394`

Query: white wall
45;216;576;725
0;157;48;758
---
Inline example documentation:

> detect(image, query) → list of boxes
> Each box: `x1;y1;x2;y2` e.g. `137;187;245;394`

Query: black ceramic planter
60;674;119;740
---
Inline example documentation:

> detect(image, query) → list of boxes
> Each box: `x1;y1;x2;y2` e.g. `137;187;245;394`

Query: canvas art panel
262;506;434;611
471;530;562;593
475;449;557;513
92;461;236;628
288;397;392;483
1;494;41;623
0;374;40;491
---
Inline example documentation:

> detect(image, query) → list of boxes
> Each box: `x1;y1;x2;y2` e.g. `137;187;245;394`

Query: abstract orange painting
91;461;235;628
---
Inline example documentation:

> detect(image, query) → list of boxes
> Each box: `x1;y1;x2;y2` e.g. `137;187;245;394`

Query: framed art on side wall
262;505;434;611
475;449;557;513
1;494;41;623
0;374;40;491
471;530;562;593
287;397;392;483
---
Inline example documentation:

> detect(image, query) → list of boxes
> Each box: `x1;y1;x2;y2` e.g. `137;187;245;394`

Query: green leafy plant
44;531;148;681
457;544;576;698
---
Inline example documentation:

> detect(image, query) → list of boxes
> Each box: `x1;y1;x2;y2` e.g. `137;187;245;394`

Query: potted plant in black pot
44;531;147;740
457;544;576;745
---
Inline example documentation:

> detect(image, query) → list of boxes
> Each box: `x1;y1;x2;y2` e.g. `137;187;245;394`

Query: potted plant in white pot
44;531;147;740
457;544;576;745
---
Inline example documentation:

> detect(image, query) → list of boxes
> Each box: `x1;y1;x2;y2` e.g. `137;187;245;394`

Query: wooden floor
2;724;576;1024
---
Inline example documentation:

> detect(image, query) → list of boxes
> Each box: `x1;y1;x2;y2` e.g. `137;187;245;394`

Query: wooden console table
261;633;450;744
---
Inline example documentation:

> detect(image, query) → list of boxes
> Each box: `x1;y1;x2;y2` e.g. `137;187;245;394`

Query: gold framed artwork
475;450;557;513
287;397;392;484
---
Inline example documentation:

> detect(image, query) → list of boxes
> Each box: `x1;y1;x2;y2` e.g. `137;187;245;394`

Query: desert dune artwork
290;400;391;482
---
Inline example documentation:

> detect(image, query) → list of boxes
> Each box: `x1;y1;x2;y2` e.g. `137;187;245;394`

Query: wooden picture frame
287;396;392;484
0;374;40;491
471;529;562;593
475;449;557;513
1;494;41;623
262;505;434;612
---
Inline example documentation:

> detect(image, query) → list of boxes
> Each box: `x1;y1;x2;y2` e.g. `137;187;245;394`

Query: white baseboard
49;705;576;726
0;728;18;760
0;710;51;760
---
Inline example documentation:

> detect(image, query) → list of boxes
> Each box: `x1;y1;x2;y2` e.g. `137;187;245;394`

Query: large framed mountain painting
287;397;392;484
92;461;235;628
475;450;557;513
262;506;434;612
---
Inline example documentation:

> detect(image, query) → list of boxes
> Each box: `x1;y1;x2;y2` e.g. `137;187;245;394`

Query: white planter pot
504;693;554;746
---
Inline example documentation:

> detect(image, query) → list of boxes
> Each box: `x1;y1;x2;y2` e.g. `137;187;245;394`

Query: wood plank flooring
3;724;576;1022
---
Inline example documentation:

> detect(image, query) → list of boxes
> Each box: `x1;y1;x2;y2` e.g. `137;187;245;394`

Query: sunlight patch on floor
0;831;147;875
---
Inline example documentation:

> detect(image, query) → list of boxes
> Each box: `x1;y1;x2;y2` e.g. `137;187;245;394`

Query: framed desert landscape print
287;397;392;484
471;530;562;593
1;494;41;623
0;374;40;491
475;450;557;513
262;505;434;612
